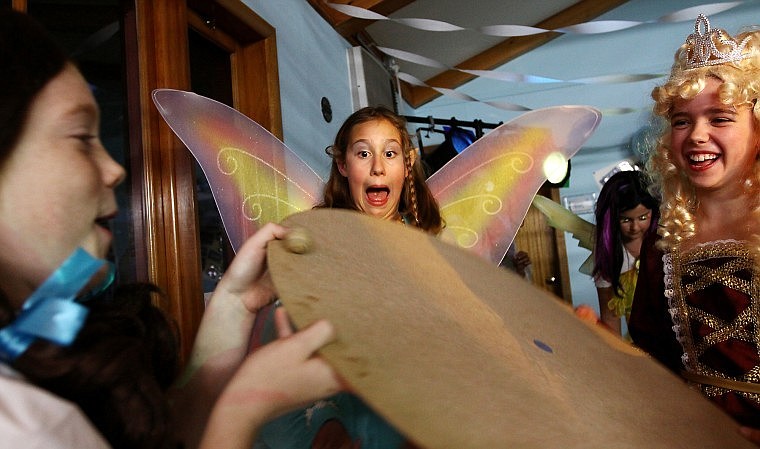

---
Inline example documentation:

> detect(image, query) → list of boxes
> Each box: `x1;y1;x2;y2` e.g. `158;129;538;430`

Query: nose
96;144;126;188
689;121;709;145
370;156;385;176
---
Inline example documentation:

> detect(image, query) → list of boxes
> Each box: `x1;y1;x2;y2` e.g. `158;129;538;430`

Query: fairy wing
152;89;324;252
531;195;596;275
427;106;601;265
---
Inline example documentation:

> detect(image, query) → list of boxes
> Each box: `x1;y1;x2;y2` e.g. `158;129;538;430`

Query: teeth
689;153;718;162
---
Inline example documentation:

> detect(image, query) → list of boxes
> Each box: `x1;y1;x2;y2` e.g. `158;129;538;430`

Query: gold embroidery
669;241;760;401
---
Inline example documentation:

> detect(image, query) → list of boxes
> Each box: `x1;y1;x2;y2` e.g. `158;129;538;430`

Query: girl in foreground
0;9;340;449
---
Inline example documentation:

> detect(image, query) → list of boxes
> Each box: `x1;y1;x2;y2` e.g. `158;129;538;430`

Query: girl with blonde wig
629;14;760;443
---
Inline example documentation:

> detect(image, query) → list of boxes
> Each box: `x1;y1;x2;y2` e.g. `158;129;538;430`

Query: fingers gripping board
268;209;752;449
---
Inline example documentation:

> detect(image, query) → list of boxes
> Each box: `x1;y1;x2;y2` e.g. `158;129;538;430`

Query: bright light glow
543;152;568;184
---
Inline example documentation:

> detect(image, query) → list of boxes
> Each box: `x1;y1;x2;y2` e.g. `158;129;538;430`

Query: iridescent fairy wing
152;89;324;252
427;106;601;265
531;194;595;275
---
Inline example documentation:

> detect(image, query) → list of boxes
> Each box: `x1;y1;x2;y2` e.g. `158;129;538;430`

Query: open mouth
687;152;719;170
366;186;390;206
95;213;116;231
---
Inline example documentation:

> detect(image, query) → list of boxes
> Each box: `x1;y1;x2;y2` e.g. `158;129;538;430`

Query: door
513;183;572;303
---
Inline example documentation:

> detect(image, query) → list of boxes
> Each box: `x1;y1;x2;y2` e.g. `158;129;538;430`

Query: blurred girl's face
0;64;125;303
618;204;651;244
338;118;406;220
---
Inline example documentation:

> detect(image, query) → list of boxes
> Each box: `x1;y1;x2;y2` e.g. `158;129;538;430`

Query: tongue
690;157;717;170
367;189;389;205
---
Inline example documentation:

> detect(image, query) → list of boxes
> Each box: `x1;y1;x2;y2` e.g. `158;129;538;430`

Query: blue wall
242;0;354;178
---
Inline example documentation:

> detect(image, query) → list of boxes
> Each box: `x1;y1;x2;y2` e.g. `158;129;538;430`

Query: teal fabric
0;248;105;361
252;305;407;449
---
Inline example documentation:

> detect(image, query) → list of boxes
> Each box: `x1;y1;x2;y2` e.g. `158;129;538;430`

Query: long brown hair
318;106;443;234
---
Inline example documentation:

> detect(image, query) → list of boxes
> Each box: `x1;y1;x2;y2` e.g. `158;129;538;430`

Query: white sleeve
0;372;111;449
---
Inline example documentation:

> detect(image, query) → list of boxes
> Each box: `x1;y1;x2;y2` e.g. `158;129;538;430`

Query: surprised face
338;118;407;221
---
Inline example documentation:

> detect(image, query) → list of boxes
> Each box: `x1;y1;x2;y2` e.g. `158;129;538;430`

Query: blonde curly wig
647;24;760;254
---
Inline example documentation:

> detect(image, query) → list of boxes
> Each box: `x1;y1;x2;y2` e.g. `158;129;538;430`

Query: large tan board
268;209;753;449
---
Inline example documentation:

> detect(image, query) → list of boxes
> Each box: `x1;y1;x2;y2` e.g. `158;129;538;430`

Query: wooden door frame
126;0;283;359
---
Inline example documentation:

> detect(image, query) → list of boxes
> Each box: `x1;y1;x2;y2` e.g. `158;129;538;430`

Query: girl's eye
384;150;397;158
671;119;689;129
357;150;370;158
75;134;97;150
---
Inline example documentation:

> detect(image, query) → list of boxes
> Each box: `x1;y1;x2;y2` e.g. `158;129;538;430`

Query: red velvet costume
630;233;760;427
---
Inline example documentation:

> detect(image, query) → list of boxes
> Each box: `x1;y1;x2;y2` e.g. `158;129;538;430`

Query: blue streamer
0;248;106;362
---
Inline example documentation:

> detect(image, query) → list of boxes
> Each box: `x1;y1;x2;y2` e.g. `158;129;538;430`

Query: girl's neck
688;187;757;246
623;238;643;258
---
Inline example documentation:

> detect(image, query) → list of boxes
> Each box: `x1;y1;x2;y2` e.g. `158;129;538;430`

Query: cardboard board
268;208;753;449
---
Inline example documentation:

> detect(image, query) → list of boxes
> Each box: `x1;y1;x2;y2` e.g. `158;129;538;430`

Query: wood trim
549;187;573;302
188;4;283;138
307;0;415;40
133;0;204;361
216;0;275;38
232;37;283;138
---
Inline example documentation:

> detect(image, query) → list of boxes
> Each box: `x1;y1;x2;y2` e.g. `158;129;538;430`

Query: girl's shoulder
0;365;111;448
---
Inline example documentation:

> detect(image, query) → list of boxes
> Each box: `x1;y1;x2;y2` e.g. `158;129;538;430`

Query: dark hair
0;8;68;160
318;106;443;234
0;10;179;448
592;170;659;296
13;285;179;449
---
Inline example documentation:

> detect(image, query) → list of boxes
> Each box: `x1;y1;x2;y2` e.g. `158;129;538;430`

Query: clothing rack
403;115;502;139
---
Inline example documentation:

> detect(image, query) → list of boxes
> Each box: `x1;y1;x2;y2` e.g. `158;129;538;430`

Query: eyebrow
66;102;98;116
350;138;401;146
670;106;738;118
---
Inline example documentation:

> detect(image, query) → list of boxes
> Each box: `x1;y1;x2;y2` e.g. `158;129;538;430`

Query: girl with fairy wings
153;83;601;448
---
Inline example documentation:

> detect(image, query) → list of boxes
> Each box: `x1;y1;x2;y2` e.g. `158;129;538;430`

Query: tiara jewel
683;14;750;70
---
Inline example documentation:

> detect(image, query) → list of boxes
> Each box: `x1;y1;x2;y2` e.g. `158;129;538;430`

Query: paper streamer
329;2;745;36
330;1;746;98
397;72;640;115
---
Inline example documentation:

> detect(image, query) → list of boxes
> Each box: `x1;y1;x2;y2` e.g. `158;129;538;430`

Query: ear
337;160;348;177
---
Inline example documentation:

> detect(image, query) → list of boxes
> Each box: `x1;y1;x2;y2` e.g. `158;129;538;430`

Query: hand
740;426;760;446
200;308;342;449
223;307;342;419
214;222;288;313
512;251;531;277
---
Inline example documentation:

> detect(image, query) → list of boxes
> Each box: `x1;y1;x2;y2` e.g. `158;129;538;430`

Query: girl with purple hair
592;170;659;336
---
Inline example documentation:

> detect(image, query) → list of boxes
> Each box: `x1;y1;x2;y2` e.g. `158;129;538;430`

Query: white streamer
396;72;638;115
382;46;664;85
329;2;746;35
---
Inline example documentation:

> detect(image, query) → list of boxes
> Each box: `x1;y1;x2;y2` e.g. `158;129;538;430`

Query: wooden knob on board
285;227;313;254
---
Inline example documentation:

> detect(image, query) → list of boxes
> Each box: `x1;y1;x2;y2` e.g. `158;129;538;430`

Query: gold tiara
683;14;750;70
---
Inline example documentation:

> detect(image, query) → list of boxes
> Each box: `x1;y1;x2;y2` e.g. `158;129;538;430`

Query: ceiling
308;0;629;109
306;0;759;154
